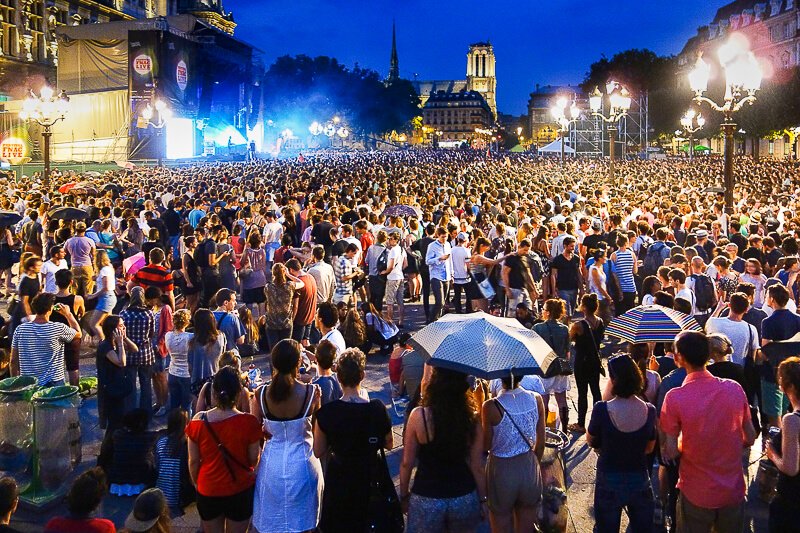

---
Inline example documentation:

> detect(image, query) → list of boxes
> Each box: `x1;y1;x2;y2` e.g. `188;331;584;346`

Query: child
145;286;173;417
389;333;413;398
312;340;342;405
237;305;260;359
154;408;194;512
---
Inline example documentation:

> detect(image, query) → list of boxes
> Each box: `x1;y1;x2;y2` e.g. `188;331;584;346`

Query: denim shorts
95;293;117;314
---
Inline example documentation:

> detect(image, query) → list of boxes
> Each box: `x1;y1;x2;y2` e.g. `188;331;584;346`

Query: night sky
224;0;722;115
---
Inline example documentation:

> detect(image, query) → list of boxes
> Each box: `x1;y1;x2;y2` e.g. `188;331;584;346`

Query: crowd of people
0;150;800;532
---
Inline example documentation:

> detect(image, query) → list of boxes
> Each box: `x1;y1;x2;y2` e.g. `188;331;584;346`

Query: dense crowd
0;150;800;532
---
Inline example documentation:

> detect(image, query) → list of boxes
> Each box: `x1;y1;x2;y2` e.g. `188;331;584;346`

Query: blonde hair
272;262;287;284
95;249;111;270
173;309;191;330
218;350;242;372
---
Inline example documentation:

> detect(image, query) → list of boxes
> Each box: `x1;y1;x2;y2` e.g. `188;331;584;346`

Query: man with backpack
640;228;672;280
366;230;389;308
687;257;717;326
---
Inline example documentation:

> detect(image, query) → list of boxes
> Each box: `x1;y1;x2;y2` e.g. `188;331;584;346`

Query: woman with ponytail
252;339;323;533
568;293;605;434
186;367;262;533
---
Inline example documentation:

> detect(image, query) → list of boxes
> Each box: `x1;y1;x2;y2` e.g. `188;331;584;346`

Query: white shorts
384;279;404;305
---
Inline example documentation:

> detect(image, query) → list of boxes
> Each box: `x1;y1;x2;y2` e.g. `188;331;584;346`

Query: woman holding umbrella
400;367;487;532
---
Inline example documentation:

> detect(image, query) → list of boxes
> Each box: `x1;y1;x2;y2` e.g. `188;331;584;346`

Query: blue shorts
95;293;117;314
154;354;171;373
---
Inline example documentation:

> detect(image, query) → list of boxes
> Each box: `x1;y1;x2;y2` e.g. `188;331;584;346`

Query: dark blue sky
224;0;722;115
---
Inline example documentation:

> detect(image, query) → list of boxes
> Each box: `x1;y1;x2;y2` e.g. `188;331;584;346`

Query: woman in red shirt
186;367;262;533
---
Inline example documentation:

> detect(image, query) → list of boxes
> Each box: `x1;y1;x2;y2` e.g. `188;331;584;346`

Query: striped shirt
132;264;174;293
155;435;183;508
614;249;637;293
12;321;76;386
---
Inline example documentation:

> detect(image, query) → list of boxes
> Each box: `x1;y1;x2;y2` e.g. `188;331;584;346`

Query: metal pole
560;130;565;165
689;132;693;163
722;122;736;214
608;125;616;182
42;125;52;190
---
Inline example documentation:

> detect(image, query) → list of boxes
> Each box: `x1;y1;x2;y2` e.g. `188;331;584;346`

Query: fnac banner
129;30;160;104
0;127;31;165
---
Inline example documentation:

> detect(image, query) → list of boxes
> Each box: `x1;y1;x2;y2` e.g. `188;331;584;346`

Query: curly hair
421;368;478;459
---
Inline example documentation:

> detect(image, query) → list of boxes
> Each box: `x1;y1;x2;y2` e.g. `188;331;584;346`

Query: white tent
537;138;575;154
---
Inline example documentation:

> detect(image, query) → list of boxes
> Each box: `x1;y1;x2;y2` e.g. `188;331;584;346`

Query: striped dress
614;249;637;294
155;435;183;508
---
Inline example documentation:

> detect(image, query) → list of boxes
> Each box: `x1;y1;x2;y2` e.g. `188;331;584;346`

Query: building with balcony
422;90;493;142
527;84;578;149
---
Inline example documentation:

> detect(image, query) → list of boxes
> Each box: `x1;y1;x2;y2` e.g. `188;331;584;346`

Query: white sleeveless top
491;387;540;458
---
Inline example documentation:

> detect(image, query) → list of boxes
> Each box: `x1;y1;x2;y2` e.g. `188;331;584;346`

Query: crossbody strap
201;413;250;481
583;319;601;356
494;398;534;451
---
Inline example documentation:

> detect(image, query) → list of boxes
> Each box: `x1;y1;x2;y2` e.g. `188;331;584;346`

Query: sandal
567;423;586;434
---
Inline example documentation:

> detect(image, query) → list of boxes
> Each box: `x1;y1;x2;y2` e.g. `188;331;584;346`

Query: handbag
477;275;495;300
366;401;404;533
541;322;573;377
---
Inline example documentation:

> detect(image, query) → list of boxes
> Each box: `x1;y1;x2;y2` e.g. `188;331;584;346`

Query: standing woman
766;357;800;532
533;299;571;429
740;258;768;308
216;228;237;292
481;375;546;533
85;250;117;341
186;367;262;533
96;315;138;446
399;368;487;533
181;236;201;314
241;232;268;318
588;249;614;325
252;339;323;533
469;237;505;312
713;256;739;303
610;235;637;315
263;263;300;349
188;309;225;397
532;227;552;300
586;355;656;533
314;349;393;531
0;224;15;297
568;294;605;434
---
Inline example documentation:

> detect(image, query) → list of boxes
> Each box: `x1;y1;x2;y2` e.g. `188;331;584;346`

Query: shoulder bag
541;322;573;377
200;413;252;482
366;401;404;533
582;319;606;377
494;398;535;450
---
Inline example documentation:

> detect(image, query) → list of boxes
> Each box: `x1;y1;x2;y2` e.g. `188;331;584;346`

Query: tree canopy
261;55;420;136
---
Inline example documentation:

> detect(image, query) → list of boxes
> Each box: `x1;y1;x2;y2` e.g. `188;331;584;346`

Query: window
769;140;775;155
771;24;783;42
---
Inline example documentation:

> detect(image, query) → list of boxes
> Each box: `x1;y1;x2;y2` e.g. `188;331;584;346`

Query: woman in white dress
252;339;322;533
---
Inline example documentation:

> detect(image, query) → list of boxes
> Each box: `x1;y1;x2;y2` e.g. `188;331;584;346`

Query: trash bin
22;385;80;504
0;376;37;491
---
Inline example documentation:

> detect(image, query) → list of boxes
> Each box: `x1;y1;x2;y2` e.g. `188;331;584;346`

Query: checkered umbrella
605;305;702;344
408;312;557;379
381;204;420;218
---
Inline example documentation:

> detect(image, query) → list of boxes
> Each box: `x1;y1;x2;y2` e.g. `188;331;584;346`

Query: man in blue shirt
425;227;452;323
212;288;246;352
761;283;800;433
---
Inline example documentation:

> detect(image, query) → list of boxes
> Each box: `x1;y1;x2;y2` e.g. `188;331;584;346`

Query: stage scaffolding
571;92;650;160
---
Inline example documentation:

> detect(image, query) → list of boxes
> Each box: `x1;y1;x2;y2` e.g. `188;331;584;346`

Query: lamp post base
722;122;736;215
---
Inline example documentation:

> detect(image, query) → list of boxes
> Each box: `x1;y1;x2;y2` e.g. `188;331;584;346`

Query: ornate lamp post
688;35;762;213
140;99;172;166
551;96;581;164
589;81;632;182
19;85;69;190
678;109;705;162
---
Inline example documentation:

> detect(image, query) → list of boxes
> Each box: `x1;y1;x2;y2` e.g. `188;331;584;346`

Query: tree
261;55;420;136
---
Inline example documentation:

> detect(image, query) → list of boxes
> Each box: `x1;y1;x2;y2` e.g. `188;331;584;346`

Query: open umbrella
605;305;701;344
83;171;102;178
408;312;557;379
48;206;88;221
58;182;76;194
0;211;21;227
381;204;420;218
70;182;98;196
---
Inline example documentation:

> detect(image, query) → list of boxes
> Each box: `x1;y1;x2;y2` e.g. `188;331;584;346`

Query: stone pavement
8;300;771;532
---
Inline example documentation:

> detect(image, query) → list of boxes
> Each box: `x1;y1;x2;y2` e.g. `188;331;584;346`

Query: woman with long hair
263;262;300;348
767;357;800;532
400;368;487;533
236;305;260;359
165;309;193;412
86;250;117;341
469;237;505;312
252;339;323;533
363;301;399;355
241;231;268;318
740;258;768;308
568;294;605;434
181;236;201;314
121;217;144;256
532;226;552;300
341;306;369;353
603;344;661;405
216;227;237;292
188;309;225;396
588;249;614;324
154;408;192;511
713;256;739;303
640;276;662;306
187;367;262;533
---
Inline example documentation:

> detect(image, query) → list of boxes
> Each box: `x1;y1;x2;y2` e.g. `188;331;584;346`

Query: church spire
388;20;399;83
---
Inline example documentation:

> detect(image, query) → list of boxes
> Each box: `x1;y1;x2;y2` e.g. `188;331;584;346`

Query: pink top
660;369;751;509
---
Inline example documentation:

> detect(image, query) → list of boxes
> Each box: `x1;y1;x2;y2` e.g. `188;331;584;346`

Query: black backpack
375;246;389;278
641;241;667;278
690;274;717;312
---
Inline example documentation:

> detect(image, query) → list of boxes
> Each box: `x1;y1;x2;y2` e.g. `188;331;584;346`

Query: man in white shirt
670;268;697;316
381;233;406;324
41;246;68;294
262;211;283;267
425;227;453;323
306;246;335;304
451;233;473;313
705;293;760;366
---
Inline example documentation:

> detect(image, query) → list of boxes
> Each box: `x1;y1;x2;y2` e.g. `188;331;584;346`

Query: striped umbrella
605;305;702;344
408;312;557;379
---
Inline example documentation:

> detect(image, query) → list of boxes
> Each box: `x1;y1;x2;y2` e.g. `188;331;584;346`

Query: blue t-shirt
212;311;246;352
313;375;343;405
762;309;800;382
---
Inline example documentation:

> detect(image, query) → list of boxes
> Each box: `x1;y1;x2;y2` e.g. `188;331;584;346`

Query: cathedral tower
388;21;400;84
466;42;497;119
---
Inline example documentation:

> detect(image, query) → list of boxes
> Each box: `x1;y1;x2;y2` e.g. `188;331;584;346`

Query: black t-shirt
741;247;763;263
550;253;581;291
312;222;335;250
341;210;359;226
162;209;182;236
14;275;40;319
765;249;784;270
331;239;349;259
731;233;748;252
195;238;218;273
583;234;604;254
504;254;530;290
413;237;434;273
708;361;747;392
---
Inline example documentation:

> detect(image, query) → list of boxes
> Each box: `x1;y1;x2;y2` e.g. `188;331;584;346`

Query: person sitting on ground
44;467;116;533
106;408;158;497
154;409;194;513
0;477;20;533
122;488;171;533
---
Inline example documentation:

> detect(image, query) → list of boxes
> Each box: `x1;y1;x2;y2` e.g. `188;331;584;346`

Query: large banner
161;32;197;115
129;30;159;107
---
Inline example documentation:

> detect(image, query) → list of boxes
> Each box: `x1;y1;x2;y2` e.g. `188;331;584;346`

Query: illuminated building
422;90;492;142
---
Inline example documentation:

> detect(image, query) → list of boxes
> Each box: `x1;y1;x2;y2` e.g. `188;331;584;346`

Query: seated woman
362;302;399;356
106;408;158;496
44;467;115;533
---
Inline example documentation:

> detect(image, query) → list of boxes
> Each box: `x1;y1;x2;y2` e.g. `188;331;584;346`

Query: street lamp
19;85;69;189
551;96;581;164
309;117;350;148
688;34;762;212
589;81;632;182
140;99;172;166
678;109;705;162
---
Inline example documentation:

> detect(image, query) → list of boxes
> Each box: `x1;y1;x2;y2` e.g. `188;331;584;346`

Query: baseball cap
124;488;166;532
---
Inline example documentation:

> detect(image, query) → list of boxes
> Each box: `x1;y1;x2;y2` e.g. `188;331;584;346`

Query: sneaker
154;405;168;417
